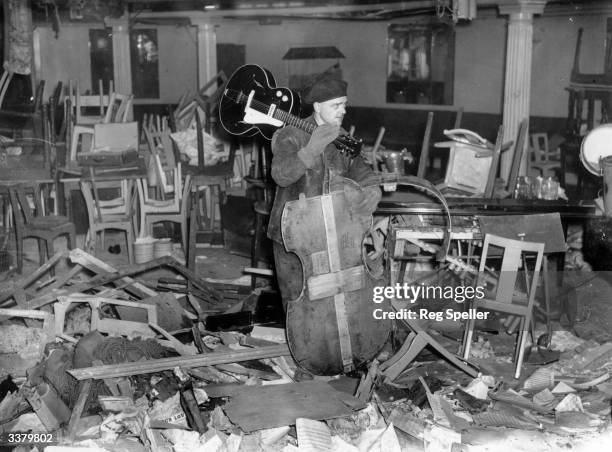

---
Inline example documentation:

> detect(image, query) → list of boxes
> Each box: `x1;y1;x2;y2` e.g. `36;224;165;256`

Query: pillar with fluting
195;22;218;94
499;0;547;182
105;15;133;119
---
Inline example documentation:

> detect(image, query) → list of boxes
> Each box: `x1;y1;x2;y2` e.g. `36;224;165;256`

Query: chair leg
210;186;217;232
95;230;101;256
515;317;526;364
16;232;23;274
38;238;46;266
126;227;134;265
67;229;75;250
46;239;55;276
181;218;187;254
462;314;477;360
514;314;531;379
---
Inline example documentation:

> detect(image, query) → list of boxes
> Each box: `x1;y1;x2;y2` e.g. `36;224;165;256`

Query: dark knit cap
305;77;348;104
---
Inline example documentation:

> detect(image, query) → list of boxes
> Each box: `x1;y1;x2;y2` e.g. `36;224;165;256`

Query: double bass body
281;177;391;375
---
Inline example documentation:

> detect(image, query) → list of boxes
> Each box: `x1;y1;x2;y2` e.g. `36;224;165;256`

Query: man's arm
270;128;308;187
271;124;340;187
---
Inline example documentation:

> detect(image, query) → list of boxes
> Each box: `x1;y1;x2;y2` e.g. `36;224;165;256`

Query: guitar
219;64;363;158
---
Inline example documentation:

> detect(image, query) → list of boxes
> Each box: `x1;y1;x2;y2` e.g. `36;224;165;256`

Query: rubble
1;249;612;451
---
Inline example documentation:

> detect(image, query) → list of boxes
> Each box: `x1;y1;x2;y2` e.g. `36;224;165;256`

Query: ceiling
30;0;603;24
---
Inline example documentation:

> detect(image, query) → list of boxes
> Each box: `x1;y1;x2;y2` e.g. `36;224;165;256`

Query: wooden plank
321;195;353;373
222;381;366;432
67;379;92;441
417;111;434;179
55;295;157;338
46;264;84;290
69;248;158;298
165;259;223;304
67;344;290;380
478;213;565;253
22;254;169;310
484;126;504;199
0;251;65;306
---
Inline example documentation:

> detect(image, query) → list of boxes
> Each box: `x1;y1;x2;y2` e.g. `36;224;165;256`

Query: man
267;76;381;310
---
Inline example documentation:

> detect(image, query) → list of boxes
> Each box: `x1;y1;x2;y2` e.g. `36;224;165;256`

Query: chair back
104;92;133;123
478;233;545;308
529;133;560;164
143;128;179;195
80;179;132;224
8;185;42;228
70;79;113;125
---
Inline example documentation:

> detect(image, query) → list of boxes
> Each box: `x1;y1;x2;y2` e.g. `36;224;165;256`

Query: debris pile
1;249;611;451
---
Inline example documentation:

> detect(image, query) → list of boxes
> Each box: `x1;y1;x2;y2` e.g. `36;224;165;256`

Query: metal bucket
384;151;405;175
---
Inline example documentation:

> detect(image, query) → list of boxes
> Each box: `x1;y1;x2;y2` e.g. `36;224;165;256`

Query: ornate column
498;0;547;180
195;22;218;94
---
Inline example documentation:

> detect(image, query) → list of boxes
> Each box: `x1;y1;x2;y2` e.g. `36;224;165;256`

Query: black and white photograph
1;0;612;450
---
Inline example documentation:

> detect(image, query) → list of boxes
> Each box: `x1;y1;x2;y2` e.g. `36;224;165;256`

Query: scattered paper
296;418;332;452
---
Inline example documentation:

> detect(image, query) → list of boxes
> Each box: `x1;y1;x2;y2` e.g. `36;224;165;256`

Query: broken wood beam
0;251;66;306
66;379;92;441
67;344;291;380
19;252;169;310
69;248;158;299
164;259;223;304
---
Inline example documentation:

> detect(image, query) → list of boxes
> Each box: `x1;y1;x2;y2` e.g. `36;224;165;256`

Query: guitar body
220;64;300;140
281;177;391;375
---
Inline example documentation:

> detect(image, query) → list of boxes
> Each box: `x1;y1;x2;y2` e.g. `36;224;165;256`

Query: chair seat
254;200;271;216
143;199;179;209
185;163;233;178
95;214;133;224
29;215;72;228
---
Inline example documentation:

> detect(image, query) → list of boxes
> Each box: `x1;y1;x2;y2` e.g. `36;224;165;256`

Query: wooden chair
138;173;192;253
138;128;192;252
188;110;237;243
462;233;545;379
8;184;76;274
529;132;561;178
68;82;131;164
80;179;137;264
69;79;113;125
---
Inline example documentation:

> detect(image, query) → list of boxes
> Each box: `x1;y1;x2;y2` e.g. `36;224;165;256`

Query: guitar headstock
335;134;363;158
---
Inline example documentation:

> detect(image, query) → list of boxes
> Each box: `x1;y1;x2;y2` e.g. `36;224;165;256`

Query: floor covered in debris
1;231;612;452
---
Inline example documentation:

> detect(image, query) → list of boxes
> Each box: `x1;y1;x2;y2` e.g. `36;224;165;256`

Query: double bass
282;174;451;375
220;65;452;375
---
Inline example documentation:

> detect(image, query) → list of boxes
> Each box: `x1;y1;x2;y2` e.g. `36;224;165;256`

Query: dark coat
267;115;376;244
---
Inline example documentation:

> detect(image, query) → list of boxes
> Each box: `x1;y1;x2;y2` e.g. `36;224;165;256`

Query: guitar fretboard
226;88;315;133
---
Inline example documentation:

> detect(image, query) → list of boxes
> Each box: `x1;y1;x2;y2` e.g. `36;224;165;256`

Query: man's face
314;96;347;127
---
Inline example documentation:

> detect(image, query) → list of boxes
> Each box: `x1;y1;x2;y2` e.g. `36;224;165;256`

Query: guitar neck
272;109;316;135
231;88;314;134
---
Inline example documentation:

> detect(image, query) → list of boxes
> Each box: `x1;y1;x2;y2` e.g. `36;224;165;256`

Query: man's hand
298;124;340;168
